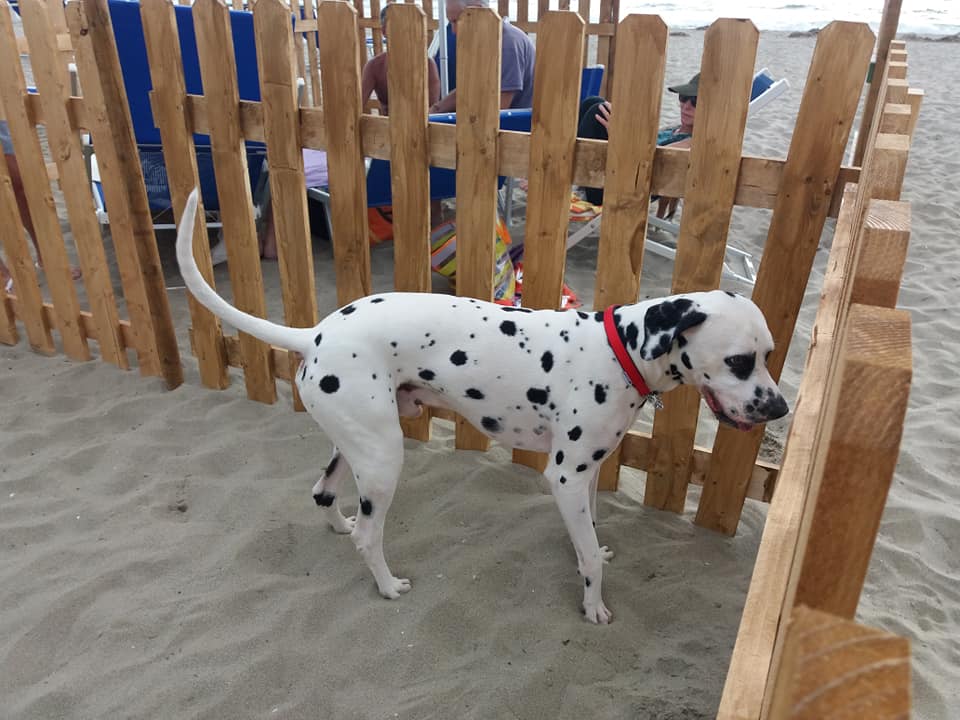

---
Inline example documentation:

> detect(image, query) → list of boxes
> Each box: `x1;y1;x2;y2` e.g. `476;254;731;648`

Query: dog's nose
764;394;789;421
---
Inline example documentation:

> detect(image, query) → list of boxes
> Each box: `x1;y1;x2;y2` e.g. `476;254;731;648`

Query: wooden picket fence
0;0;922;714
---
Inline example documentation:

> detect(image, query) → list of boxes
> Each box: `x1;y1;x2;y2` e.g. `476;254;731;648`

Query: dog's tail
175;188;315;354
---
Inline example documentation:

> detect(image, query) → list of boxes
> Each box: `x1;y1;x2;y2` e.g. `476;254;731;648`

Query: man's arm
428;57;441;107
499;91;516;109
361;58;376;109
430;88;457;114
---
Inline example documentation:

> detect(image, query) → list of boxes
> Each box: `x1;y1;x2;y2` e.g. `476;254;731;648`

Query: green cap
668;73;700;96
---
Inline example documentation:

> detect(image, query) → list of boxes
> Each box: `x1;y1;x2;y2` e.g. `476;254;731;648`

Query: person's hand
656;195;679;220
595;100;611;129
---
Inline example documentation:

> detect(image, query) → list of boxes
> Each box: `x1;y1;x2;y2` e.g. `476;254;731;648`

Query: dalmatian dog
175;189;788;624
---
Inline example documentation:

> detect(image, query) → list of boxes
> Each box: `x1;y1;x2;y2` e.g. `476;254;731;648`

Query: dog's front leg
588;468;615;562
545;469;612;624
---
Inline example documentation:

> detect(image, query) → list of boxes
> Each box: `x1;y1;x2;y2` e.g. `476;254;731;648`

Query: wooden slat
21;0;127;369
0;0;89;360
0;122;52;352
194;0;275;403
369;0;383;56
453;7;502;452
517;0;529;25
255;0;319;412
905;88;923;139
886;60;907;80
317;0;372;305
866;133;910;201
718;187;860;720
14;298;135;349
140;0;229;390
387;2;432;442
512;10;584;471
852;0;902;165
302;0;322;106
767;606;911;720
76;0;184;385
793;304;911;618
595;0;612;95
696;22;874;534
643;19;758;513
578;0;591;65
850;199;909;308
879;102;910;134
513;19;613;35
884;77;908;104
592;14;667;492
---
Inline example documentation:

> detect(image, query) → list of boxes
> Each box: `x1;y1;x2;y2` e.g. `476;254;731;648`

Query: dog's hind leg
545;468;612;624
312;448;355;534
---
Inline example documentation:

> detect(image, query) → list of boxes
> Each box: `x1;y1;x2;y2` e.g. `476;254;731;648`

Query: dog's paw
379;576;412;599
583;600;613;625
600;545;615;562
329;514;356;534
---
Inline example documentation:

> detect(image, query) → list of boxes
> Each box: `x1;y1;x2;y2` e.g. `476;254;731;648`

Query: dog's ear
639;299;708;360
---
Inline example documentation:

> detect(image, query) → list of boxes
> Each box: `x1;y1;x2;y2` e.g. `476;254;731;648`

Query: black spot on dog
500;320;517;336
502;307;532;313
450;350;468;366
559;476;567;484
320;375;340;393
527;387;549;405
541;351;554;373
341;305;356;315
704;373;711;380
594;311;604;322
556;451;564;465
595;385;607;404
325;453;339;477
592;449;606;461
624;322;639;350
390;341;398;348
755;386;764;398
300;364;307;382
681;352;693;370
360;498;373;516
466;388;485;399
314;333;322;345
568;426;582;441
576;463;588;472
577;311;589;320
677;334;688;349
725;353;756;381
314;491;335;507
481;417;502;433
725;291;737;298
419;369;436;381
584;577;592;587
371;297;385;303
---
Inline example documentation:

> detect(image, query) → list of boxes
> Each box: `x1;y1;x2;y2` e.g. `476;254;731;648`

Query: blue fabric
500;21;535;109
106;0;269;212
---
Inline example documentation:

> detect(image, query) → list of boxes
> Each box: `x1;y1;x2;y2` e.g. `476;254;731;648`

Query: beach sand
2;28;958;720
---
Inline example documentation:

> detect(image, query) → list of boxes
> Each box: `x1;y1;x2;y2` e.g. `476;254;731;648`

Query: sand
2;28;958;720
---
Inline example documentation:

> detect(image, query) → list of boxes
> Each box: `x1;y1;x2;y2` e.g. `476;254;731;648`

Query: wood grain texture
194;0;275;403
644;19;758;513
592;14;667;491
255;0;318;411
867;133;910;201
140;0;229;390
21;0;126;369
697;22;874;535
453;7;502;452
0;0;89;360
850;199;909;308
852;0;902;165
317;0;373;306
767;606;911;720
512;10;583;471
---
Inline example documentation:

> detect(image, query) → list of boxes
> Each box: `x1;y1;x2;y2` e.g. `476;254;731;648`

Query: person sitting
428;0;535;113
576;72;699;217
0;120;82;291
361;6;442;117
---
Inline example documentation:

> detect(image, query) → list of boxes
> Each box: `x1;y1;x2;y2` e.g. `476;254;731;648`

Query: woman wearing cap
575;73;700;216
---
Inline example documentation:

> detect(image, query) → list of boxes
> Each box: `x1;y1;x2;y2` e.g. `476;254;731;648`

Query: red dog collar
603;305;654;398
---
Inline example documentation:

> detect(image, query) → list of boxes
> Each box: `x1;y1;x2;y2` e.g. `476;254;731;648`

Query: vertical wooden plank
766;606;911;720
21;0;127;369
140;0;229;390
512;10;584;471
193;0;276;403
643;19;757;513
537;0;549;20
866;133;909;201
592;14;666;491
0;128;52;352
0;0;89;360
255;0;319;412
517;0;529;26
303;0;322;107
794;305;911;618
696;22;874;534
498;0;508;18
422;0;435;47
595;0;616;96
879;103;911;134
385;2;432;441
370;0;384;56
905;88;922;139
318;0;372;305
850;199;909;308
453;7;501;452
577;0;590;65
75;0;184;387
852;0;901;165
352;0;367;83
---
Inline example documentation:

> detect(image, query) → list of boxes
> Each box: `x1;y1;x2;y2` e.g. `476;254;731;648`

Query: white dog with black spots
176;189;788;623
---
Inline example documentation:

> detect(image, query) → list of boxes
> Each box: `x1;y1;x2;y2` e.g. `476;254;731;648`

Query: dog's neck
608;303;689;397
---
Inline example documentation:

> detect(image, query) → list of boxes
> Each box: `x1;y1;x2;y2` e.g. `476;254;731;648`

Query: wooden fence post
453;7;502;452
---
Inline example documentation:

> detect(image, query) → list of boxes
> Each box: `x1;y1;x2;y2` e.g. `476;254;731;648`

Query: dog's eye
724;353;755;380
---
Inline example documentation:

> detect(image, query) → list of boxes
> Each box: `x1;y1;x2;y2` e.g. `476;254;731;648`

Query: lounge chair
562;67;790;285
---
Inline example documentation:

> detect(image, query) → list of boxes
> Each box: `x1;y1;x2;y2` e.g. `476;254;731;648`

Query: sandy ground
2;24;959;720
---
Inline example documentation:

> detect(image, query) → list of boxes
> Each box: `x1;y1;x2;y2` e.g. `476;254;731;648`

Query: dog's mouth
702;387;755;432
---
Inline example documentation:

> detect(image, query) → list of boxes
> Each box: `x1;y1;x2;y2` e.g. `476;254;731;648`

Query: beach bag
430;216;517;303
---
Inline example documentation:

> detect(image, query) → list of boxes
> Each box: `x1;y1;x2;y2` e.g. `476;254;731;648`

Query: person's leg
576;98;608;206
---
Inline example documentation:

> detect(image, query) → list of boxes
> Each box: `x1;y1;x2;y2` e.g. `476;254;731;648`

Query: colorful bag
430;216;517;303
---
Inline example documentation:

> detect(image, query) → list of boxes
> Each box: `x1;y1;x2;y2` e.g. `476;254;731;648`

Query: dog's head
636;291;789;431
